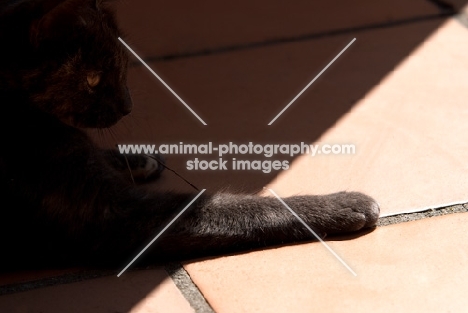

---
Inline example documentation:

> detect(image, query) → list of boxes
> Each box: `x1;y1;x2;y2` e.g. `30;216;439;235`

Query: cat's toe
316;191;380;234
335;191;380;228
352;193;379;228
334;192;380;227
366;200;380;227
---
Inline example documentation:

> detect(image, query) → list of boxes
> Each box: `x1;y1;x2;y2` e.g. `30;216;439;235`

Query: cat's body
0;0;379;270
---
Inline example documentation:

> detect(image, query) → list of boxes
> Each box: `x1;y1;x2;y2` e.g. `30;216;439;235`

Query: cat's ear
94;0;110;11
29;0;92;48
30;5;68;48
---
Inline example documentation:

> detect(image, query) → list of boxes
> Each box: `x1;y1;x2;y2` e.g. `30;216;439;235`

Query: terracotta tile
0;269;194;313
3;2;463;313
114;0;438;57
185;213;468;313
458;2;468;19
264;18;468;215
179;16;468;313
107;17;462;211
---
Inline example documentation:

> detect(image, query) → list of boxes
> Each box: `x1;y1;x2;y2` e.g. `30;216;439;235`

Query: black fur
0;0;379;270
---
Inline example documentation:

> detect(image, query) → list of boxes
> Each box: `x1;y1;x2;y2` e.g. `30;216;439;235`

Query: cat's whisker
106;127;120;146
89;128;107;149
96;129;106;146
123;154;136;186
119;118;133;135
105;127;135;186
96;128;113;149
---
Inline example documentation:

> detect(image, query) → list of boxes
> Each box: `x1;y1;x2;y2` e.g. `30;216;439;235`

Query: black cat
0;0;379;269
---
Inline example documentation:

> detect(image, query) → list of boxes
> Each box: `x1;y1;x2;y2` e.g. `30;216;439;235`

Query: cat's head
25;0;132;128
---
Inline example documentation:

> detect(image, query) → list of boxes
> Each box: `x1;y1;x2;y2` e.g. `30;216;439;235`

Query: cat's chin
59;115;122;129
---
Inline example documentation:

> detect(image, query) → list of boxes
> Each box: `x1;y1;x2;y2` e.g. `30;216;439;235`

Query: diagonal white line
268;38;356;125
266;188;357;276
117;189;206;277
118;37;207;126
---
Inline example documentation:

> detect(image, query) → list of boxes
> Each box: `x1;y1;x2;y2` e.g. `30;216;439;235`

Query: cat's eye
87;72;101;88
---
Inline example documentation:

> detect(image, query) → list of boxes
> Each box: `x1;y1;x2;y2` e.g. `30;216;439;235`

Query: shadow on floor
4;0;468;312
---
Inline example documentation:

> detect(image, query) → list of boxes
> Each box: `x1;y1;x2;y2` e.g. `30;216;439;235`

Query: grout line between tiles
454;11;468;28
1;202;467;300
165;263;216;313
426;0;468;29
131;13;452;65
380;199;468;217
377;203;468;227
425;0;457;13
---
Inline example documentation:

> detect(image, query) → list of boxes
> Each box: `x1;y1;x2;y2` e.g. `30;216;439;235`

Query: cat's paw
327;191;379;230
126;154;165;182
105;150;165;182
296;191;379;235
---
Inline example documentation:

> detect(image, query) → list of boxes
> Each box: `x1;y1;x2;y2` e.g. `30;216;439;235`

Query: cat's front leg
135;191;380;262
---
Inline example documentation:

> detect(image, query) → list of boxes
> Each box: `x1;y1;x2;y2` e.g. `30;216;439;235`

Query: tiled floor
180;13;468;312
2;0;468;312
264;18;468;215
115;0;439;58
185;213;468;313
0;269;194;313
